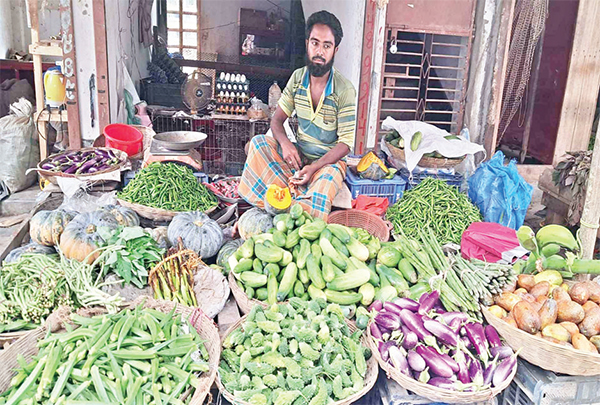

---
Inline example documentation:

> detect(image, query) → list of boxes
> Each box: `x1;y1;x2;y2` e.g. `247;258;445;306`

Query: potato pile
488;270;600;354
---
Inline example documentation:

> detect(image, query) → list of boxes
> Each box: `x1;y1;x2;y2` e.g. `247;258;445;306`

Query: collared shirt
278;66;356;161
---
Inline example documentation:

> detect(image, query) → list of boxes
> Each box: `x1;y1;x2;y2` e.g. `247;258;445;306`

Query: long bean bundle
118;162;218;212
386;178;481;244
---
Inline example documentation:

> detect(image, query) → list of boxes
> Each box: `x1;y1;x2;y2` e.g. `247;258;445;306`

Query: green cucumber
306;254;326;290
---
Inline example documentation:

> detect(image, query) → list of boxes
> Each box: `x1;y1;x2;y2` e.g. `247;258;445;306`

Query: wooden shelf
29;40;62;57
37;109;68;122
239;26;285;39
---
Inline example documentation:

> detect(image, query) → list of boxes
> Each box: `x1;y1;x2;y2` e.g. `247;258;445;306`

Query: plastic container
400;168;463;190
345;169;406;205
104;124;143;156
499;359;600;405
268;81;281;117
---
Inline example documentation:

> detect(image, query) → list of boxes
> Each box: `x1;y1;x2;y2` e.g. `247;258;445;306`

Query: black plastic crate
140;78;185;109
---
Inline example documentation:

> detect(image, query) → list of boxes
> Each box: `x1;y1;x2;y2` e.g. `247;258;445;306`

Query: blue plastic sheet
468;151;533;230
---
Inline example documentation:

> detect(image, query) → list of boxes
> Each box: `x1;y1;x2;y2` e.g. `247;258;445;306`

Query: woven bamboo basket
366;322;516;403
216;314;378;405
0;331;28;348
228;271;268;314
328;209;391;242
386;141;465;169
0;297;221;404
482;306;600;376
116;198;217;222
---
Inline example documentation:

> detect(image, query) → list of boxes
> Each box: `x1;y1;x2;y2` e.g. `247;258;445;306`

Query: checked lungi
239;135;346;220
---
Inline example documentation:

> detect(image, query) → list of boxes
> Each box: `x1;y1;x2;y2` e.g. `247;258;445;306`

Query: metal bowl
153;131;208;151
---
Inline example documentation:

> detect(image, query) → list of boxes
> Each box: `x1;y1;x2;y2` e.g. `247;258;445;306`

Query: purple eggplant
407;350;426;372
418;290;440;314
375;312;401;331
383;301;404;317
485;325;502;348
388;345;410;376
76;158;98;174
492;354;517;388
426;347;460;373
490;345;513;360
81;150;95;158
399;309;435;346
465;323;489;364
368;300;383;312
416;345;454;378
392;297;420;312
439;311;470;325
483;355;499;386
87;167;99;174
461;336;473;350
379;340;396;362
448;317;463;331
401;326;418;350
423;319;459;347
457;359;470;384
370;322;383;340
41;163;55;170
63;164;79;174
94;164;111;172
468;357;484;386
428;377;456;390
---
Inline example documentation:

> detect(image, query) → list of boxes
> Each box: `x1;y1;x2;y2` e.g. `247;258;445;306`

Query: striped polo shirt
278;66;356;161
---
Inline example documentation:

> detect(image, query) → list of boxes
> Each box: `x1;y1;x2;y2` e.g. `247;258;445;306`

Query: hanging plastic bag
461;222;529;264
0;98;39;193
468;151;533;230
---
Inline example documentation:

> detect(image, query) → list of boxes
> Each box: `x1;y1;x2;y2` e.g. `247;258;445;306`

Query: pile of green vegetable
118;162;218;212
386;178;481;244
229;205;405;324
219;299;371;404
0;304;210;404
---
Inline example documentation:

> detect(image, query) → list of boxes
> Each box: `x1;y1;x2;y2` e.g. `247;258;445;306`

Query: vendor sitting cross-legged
239;10;356;220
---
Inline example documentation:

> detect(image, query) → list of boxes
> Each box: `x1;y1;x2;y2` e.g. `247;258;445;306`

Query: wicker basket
216;315;378;405
35;147;128;185
328;209;391;242
482;306;600;376
228;271;268;314
366;323;515;403
116;198;217;222
0;331;28;348
386;141;465;169
0;297;220;404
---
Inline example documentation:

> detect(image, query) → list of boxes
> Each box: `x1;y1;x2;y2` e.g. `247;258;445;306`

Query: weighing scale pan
153;131;207;151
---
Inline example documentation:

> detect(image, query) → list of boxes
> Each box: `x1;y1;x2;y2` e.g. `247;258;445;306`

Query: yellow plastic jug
44;67;66;108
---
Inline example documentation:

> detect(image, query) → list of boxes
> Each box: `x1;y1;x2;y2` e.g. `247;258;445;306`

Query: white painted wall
301;0;365;90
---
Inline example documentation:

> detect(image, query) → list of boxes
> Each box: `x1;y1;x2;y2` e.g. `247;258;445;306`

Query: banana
517;225;537;252
542;254;568;271
540;243;561;258
535;224;578;251
410;131;423;151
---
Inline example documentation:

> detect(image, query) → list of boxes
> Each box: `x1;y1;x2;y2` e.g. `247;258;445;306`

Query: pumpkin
30;209;77;246
4;243;56;263
59;211;119;263
357;151;389;181
237;207;273;240
264;184;292;215
217;239;244;274
99;205;140;227
167;211;224;258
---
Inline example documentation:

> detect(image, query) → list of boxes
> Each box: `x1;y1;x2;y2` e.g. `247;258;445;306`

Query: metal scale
143;131;207;171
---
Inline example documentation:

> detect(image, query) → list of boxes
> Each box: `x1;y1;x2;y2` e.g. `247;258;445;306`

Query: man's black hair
305;11;343;47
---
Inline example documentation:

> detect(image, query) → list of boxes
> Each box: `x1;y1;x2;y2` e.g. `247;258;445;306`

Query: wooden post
578;123;600;260
60;0;81;150
553;0;600;165
93;0;110;133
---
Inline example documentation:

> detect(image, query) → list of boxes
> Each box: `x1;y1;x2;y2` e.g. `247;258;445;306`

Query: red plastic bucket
103;124;143;156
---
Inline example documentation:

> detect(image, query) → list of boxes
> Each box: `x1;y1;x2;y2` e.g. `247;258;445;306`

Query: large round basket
366;322;515;403
35;147;128;184
328;209;391;242
228;271;268;314
116;198;217;222
216;314;379;405
0;330;28;348
386;141;465;169
0;297;220;404
482;306;600;376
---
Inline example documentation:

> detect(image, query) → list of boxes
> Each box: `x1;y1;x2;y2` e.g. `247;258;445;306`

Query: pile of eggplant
40;148;123;175
370;290;518;392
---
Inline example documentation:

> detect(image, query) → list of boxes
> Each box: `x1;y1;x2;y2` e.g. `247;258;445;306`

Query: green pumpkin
99;205;140;227
5;243;56;263
30;209;77;246
237;208;273;240
217;239;244;274
59;211;119;263
167;211;224;258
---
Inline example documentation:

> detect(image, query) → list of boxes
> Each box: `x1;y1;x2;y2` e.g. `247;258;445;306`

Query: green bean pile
118;162;218;212
386;177;482;244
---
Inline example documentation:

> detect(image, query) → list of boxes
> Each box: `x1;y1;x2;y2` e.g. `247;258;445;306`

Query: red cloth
461;222;527;263
352;195;389;216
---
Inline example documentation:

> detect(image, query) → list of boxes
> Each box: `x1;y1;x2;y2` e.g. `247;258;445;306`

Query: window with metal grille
378;28;471;134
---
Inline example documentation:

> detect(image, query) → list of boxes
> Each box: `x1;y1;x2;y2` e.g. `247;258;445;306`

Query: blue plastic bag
468;151;533;230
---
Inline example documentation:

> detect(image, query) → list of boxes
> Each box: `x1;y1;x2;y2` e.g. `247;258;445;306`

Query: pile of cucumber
228;205;422;328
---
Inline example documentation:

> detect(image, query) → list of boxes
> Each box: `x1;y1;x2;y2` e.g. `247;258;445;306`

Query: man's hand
280;139;302;171
290;164;317;186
